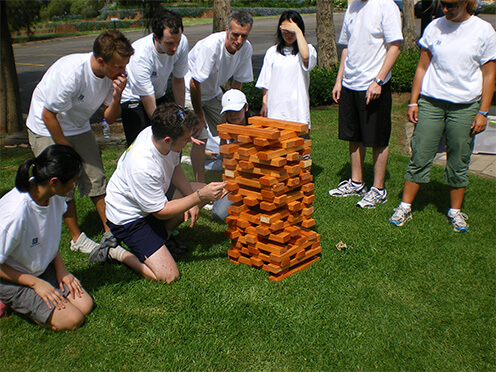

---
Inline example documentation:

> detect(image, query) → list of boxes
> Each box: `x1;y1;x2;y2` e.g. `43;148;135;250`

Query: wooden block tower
217;116;321;281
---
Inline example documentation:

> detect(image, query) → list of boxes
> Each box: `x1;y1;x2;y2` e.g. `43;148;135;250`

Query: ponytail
15;145;83;193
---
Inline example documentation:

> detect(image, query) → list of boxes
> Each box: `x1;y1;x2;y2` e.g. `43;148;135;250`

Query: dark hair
226;10;253;30
151;103;199;141
15;145;83;193
152;9;183;38
93;30;134;63
276;10;305;56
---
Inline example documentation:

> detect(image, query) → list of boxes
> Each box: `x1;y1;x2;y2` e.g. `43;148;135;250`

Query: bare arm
53;251;83;300
332;47;347;103
172;77;185;107
472;60;496;135
366;40;401;104
141;94;157;119
103;74;128;124
42;108;70;146
407;48;432;124
190;78;206;129
260;88;268;117
0;262;67;310
280;19;309;68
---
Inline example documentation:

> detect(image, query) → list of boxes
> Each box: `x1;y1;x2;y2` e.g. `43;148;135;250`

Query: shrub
309;65;339;107
390;49;419;93
242;81;264;113
482;3;496;14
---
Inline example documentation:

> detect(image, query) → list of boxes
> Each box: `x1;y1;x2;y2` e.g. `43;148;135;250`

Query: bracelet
478;110;489;118
196;189;204;203
408;103;418;107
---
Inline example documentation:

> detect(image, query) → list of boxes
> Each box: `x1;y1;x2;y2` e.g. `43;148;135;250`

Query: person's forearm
141;95;157;119
480;60;496;112
190;78;204;121
172;77;185;107
52;251;69;277
42;108;70;146
375;41;401;81
103;100;121;124
171;165;194;196
0;263;40;288
295;31;309;67
336;48;347;85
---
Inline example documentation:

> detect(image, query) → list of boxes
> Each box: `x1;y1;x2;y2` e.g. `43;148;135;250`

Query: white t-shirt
121;33;189;103
105;126;181;225
256;44;317;127
419;16;496;104
0;188;67;276
26;53;114;137
185;32;253;101
338;0;403;91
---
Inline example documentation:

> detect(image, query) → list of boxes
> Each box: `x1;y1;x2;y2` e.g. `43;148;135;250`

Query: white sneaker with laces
389;206;412;226
328;179;367;197
70;232;99;254
447;211;469;232
356;187;387;209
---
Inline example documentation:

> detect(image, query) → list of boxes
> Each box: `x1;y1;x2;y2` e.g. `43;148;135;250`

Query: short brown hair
93;30;134;63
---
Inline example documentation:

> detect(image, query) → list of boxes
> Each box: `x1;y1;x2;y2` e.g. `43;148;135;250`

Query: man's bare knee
155;268;180;283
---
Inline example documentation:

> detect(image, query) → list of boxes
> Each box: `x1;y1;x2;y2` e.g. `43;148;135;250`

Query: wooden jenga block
243;196;259;207
238;160;254;170
228;193;243;203
224;181;239;192
223;158;238;167
236;218;251;229
301;206;314;218
256;225;271;236
248;116;309;134
302;194;315;205
249;155;287;167
268;230;291;244
237;134;252;143
301;183;315;194
286;152;300;161
301;218;316;228
268;256;320;281
219;143;239;155
228;203;248;215
218;123;281;139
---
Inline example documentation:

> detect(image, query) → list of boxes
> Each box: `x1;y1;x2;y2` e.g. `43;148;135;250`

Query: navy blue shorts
338;82;392;148
107;215;169;262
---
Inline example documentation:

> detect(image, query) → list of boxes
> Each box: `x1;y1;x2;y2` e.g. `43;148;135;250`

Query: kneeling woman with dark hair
0;145;94;330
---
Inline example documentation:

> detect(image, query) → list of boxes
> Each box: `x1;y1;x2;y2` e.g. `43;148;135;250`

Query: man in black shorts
328;0;403;209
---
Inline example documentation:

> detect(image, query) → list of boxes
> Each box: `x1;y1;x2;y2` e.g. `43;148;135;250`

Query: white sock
448;208;460;217
351;181;363;187
109;246;127;262
400;202;411;210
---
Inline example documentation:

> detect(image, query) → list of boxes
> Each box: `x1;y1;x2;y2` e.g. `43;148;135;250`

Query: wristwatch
373;77;385;86
478;110;489;117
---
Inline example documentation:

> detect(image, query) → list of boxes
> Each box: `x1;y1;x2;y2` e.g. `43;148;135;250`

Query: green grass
1;96;495;371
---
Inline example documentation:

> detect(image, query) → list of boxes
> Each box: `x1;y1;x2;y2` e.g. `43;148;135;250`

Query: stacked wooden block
218;116;321;281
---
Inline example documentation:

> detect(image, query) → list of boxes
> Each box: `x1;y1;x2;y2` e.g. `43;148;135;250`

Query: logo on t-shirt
152;71;157;77
78;94;85;102
31;237;39;247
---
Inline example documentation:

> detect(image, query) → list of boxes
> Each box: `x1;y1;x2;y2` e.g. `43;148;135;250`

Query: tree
402;0;417;50
6;0;41;36
316;0;338;69
213;0;230;33
1;1;25;134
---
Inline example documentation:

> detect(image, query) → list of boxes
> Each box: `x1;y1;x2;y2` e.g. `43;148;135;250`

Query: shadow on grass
73;263;139;294
178;222;229;263
398;180;451;214
79;209;105;237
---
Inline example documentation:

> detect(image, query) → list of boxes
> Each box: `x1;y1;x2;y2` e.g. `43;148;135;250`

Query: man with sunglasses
91;103;227;282
329;0;403;209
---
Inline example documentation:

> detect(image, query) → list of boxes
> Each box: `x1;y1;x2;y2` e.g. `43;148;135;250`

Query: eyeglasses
440;1;463;9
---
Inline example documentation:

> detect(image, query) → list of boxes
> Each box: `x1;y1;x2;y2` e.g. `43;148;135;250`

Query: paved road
12;13;338;116
13;13;495;116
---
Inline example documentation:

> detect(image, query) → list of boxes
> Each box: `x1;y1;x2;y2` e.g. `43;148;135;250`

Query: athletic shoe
87;245;111;265
447;211;469;232
203;202;214;211
356;187;387;209
70;232;99;254
328;179;367;197
389;206;412;226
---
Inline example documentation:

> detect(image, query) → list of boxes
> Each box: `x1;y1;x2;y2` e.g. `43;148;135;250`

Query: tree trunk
213;0;231;33
402;0;417;51
0;1;23;135
316;0;338;68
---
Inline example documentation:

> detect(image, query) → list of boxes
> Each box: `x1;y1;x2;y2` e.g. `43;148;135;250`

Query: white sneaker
328;179;367;197
70;232;99;254
356;187;387;209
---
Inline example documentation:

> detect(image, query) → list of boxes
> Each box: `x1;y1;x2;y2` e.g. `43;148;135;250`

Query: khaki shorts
28;129;107;200
186;93;223;140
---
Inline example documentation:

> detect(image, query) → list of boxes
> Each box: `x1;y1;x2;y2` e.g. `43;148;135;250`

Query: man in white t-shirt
90;103;226;283
328;0;403;209
186;10;254;183
25;31;134;254
121;9;189;146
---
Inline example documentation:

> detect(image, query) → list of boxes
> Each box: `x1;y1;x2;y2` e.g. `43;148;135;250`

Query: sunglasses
440;1;463;9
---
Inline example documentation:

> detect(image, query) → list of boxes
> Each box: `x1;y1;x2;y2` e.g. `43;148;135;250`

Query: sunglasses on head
440;1;463;9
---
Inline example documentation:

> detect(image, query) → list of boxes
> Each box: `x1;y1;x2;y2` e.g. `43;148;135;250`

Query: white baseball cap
221;89;247;113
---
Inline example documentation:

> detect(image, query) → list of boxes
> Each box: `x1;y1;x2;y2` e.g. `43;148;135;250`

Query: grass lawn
1;95;495;371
